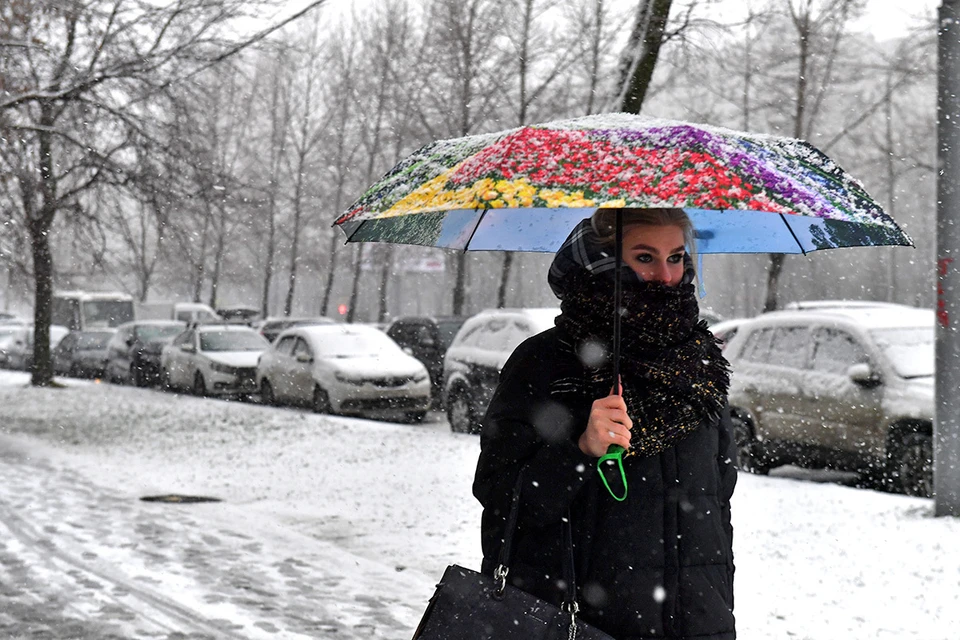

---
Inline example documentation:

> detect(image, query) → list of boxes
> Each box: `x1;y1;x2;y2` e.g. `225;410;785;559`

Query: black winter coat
473;327;737;640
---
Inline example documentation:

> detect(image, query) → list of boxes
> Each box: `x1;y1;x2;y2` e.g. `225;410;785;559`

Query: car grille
237;368;256;384
370;376;413;388
341;397;428;411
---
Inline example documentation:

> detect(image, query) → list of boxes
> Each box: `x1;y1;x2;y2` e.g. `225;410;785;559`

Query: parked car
442;308;560;434
724;304;934;497
699;307;724;326
708;317;750;350
255;324;430;421
0;324;70;370
161;324;269;396
104;320;187;386
52;329;116;378
217;305;261;325
385;315;468;408
258;316;335;343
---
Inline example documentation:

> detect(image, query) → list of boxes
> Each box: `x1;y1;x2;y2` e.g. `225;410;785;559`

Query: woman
473;208;736;640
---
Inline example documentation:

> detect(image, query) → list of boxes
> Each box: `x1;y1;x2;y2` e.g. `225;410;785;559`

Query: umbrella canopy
334;113;910;254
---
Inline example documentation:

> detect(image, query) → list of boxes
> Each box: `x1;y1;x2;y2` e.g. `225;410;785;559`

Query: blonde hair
590;207;696;251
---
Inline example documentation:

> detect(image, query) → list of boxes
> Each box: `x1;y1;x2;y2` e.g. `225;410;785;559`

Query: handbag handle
494;469;580;613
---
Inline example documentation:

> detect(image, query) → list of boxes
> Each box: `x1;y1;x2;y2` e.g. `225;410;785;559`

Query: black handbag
411;473;614;640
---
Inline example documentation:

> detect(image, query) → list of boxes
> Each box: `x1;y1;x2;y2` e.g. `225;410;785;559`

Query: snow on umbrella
334;112;911;255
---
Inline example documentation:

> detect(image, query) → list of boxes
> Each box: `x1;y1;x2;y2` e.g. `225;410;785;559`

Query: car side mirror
295;352;313;363
402;346;414;355
848;363;881;388
180;344;196;353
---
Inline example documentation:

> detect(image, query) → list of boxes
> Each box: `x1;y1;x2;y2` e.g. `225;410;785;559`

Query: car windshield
870;327;934;378
437;320;464;349
315;330;398;357
136;325;184;342
76;332;114;349
83;300;134;327
200;330;266;352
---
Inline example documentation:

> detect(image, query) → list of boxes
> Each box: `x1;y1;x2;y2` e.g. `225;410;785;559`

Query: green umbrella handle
598;444;627;501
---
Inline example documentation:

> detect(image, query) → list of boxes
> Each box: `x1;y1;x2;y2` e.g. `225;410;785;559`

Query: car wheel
312;386;331;414
404;411;427;424
132;364;147;388
160;367;172;391
447;389;477;434
260;379;276;406
68;363;82;378
193;372;206;397
731;413;769;475
897;433;933;498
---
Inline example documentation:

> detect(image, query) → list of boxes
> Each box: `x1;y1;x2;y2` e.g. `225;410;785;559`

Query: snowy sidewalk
1;371;959;639
0;440;429;639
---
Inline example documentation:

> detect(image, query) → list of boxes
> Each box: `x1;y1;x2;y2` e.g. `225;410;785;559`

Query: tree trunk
284;182;304;317
346;245;363;322
763;253;786;312
497;252;513;308
378;244;393;321
30;114;57;386
620;0;673;114
452;252;467;316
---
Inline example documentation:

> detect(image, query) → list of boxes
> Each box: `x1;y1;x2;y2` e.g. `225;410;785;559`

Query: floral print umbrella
334;113;911;255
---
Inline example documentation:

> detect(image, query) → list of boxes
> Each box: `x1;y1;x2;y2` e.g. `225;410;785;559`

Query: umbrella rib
779;213;808;256
462;209;486;251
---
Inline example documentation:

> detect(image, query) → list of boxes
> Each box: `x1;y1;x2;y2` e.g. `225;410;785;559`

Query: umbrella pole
597;208;628;502
613;209;622;390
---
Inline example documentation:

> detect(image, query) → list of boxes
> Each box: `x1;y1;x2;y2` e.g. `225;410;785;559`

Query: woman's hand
579;381;633;457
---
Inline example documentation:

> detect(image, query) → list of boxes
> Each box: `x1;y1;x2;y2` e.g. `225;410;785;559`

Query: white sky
288;0;941;42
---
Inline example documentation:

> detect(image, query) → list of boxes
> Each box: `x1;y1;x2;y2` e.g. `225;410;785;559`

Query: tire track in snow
0;475;251;639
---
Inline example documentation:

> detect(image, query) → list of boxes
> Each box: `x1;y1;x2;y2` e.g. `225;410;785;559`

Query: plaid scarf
549;218;729;458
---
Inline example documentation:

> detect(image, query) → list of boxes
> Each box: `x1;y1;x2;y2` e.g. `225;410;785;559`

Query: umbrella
334;112;910;256
333;112;911;498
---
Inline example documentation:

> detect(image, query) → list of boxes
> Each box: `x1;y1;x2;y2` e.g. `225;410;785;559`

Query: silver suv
725;304;934;497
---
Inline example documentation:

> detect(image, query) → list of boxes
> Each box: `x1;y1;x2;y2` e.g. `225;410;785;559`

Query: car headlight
413;371;429;383
209;362;236;374
334;371;360;384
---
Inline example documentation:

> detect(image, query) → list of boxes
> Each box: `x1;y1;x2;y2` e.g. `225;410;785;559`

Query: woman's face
621;223;687;287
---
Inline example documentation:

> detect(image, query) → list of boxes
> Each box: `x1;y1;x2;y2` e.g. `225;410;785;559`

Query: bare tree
760;0;865;312
421;0;509;316
0;0;327;385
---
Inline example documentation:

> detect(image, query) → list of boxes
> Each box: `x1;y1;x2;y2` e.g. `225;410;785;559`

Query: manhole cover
140;494;222;504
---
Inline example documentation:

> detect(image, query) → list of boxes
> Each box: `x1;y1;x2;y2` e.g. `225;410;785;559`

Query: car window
739;327;775;362
477;319;512;352
292;338;312;358
811;329;870;375
870;327;934;378
437;319;464;349
175;311;192;323
456;324;484;348
275;336;296;355
172;330;194;347
199;330;266;352
136;324;185;343
768;326;812;369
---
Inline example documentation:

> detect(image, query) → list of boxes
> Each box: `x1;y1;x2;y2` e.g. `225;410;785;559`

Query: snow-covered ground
0;370;957;639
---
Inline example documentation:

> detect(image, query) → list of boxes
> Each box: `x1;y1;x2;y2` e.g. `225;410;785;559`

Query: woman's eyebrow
629;243;687;254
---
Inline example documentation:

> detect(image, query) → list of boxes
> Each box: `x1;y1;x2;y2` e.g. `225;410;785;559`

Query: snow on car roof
759;305;933;330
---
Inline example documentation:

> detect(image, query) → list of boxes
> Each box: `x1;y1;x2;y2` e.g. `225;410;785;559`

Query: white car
160;324;268;396
255;324;431;422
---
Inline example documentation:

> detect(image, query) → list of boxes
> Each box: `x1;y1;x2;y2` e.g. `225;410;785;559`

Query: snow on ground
0;370;958;639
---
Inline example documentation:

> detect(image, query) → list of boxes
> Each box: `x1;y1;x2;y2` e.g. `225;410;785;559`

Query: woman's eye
667;254;685;264
635;254;652;263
